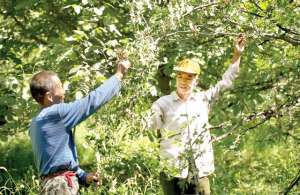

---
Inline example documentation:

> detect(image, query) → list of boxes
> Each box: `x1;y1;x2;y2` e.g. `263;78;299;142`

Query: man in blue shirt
29;60;130;194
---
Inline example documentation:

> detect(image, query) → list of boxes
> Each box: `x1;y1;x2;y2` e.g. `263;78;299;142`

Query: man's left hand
86;172;100;186
234;33;246;56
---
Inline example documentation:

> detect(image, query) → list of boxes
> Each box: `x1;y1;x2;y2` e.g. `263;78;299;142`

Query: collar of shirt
171;91;197;102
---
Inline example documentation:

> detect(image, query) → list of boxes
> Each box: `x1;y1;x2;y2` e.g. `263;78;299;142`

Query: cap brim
174;67;199;74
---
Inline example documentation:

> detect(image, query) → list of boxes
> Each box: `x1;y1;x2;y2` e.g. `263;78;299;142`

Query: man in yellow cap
149;34;246;195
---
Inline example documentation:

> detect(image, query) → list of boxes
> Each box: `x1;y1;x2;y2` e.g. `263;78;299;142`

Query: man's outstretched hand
234;33;246;56
232;33;246;64
115;59;131;80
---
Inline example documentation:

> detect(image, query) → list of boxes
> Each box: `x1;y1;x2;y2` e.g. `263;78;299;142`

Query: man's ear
44;91;53;104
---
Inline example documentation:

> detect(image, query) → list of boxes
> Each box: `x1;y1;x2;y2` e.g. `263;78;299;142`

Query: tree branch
263;33;300;46
280;169;300;195
231;4;300;46
211;109;273;143
157;29;239;42
249;0;264;12
276;24;300;36
10;15;47;45
182;2;220;17
241;9;263;18
212;94;300;143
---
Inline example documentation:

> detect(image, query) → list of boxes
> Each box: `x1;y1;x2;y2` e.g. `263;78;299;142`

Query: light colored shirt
150;61;240;178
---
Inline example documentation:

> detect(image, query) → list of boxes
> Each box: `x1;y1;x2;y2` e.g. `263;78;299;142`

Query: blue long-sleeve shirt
29;75;121;185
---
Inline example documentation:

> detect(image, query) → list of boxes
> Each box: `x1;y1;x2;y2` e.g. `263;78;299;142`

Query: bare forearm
231;53;241;65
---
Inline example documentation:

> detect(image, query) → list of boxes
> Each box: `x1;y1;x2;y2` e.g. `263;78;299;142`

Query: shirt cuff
112;74;122;86
75;167;89;186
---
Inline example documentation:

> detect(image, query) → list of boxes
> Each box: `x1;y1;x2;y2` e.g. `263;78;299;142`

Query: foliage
0;0;299;194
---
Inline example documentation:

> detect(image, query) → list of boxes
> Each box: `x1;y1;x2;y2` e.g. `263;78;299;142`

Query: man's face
176;71;198;95
47;76;65;104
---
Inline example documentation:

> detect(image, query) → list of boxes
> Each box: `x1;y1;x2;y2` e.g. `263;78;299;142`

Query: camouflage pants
41;175;79;195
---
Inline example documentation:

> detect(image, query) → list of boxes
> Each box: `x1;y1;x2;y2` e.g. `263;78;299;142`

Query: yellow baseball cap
174;59;200;75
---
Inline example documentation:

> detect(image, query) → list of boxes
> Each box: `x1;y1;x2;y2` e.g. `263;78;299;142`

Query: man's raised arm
58;60;131;129
205;34;246;102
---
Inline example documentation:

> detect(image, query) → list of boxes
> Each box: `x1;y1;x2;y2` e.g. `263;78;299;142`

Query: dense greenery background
0;0;299;194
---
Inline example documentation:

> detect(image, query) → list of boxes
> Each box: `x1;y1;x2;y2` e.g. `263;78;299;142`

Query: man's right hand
115;60;131;80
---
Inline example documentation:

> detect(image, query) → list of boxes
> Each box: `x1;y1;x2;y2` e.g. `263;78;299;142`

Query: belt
41;170;76;188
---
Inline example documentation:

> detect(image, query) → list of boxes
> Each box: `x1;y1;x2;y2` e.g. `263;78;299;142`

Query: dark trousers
159;173;210;195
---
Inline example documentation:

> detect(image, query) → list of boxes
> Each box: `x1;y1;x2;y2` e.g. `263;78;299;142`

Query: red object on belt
43;171;76;188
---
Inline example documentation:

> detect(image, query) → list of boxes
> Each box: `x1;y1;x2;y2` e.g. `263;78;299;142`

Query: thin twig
280;169;300;195
10;15;48;45
182;2;220;17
